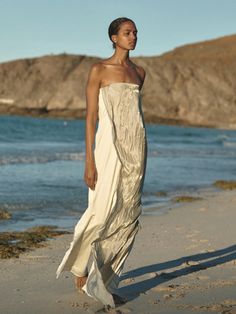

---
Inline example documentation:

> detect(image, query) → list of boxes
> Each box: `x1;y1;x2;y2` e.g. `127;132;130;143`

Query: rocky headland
0;33;236;129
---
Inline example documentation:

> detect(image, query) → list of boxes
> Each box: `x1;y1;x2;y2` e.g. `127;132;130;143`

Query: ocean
0;115;236;232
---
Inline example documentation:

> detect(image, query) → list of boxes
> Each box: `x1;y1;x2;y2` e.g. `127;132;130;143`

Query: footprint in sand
186;234;198;238
175;226;184;231
70;301;89;309
209;279;236;288
182;260;200;266
151;286;172;292
151;284;180;292
147;272;158;278
185;244;199;250
199;239;209;243
148;298;161;304
201;248;215;253
122;278;135;284
198;207;208;212
163;294;174;300
189;238;209;244
180;301;236;313
196;275;210;280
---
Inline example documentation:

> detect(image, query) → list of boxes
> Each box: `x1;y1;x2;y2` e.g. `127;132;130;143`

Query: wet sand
0;188;236;314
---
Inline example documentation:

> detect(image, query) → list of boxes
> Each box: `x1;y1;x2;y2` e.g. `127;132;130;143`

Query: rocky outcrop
0;54;97;118
1;33;236;129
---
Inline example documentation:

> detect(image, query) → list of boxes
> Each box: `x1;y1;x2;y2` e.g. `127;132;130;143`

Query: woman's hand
84;160;98;190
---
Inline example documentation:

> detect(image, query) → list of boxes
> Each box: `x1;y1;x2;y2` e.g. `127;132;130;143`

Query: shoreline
1;112;236;130
0;183;225;233
0;187;235;313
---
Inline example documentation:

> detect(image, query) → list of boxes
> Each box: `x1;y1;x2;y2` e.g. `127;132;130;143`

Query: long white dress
56;82;147;308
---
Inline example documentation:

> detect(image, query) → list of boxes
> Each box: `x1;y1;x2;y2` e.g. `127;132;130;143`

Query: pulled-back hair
108;17;135;49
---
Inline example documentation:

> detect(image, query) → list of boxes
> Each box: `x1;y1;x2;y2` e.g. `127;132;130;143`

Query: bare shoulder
88;60;111;79
136;64;146;83
88;61;105;75
87;61;106;87
130;60;146;84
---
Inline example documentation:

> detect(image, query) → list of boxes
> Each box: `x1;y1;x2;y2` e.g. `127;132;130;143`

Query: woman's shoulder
91;58;114;68
89;61;104;72
87;60;112;87
130;61;146;81
126;61;146;86
88;60;113;78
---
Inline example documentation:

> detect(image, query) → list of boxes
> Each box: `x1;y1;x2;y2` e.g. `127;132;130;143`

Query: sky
0;0;235;63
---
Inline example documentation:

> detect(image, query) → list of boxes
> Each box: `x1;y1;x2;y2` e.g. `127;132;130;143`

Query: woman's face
112;21;138;50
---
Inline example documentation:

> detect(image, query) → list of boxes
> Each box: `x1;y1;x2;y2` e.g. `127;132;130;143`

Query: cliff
1;33;236;129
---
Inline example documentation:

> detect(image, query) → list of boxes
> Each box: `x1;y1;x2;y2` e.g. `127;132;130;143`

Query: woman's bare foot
74;275;88;292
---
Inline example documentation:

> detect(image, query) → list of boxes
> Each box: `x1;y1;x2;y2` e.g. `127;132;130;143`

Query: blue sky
0;0;235;63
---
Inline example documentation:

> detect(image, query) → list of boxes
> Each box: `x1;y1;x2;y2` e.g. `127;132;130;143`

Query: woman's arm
84;63;101;190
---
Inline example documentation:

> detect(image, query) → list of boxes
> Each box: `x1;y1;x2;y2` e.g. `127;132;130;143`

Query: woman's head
108;17;137;50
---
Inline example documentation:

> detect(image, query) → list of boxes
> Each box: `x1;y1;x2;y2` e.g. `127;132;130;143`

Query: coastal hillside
0;33;236;129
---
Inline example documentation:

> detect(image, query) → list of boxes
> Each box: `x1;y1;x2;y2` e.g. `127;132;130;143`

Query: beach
1;3;236;314
0;188;235;314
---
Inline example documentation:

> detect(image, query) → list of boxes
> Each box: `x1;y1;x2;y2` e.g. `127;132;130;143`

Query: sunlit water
0;115;236;231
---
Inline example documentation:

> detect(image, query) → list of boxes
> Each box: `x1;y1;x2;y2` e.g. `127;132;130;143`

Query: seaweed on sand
172;195;203;203
0;225;71;259
214;180;236;190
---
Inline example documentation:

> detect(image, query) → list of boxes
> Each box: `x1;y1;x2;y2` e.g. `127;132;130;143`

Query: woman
56;17;147;309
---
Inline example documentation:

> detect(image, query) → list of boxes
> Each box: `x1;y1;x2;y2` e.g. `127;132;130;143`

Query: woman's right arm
84;63;101;190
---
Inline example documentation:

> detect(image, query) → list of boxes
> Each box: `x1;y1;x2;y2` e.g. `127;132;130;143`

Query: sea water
0;115;236;231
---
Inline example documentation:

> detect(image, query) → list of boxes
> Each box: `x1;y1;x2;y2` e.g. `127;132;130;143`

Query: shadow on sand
118;244;236;301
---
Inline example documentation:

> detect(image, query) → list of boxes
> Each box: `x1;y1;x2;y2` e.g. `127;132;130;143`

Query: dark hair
108;17;135;49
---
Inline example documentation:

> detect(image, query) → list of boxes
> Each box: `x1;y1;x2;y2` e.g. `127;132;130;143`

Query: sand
0;188;236;314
